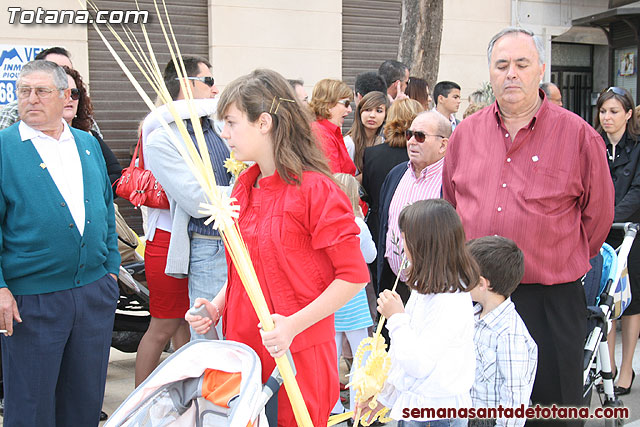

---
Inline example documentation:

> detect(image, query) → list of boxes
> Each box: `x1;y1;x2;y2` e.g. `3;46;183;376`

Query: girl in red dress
186;69;370;426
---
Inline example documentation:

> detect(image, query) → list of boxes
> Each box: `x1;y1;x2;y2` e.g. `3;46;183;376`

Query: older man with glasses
376;111;451;304
0;46;103;138
0;59;119;426
442;27;614;426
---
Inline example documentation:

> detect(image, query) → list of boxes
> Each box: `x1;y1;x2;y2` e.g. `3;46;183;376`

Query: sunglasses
177;76;215;87
405;129;444;143
70;88;80;100
603;87;626;96
336;99;351;109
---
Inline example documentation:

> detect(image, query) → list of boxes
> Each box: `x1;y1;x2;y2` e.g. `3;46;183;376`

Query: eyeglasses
336;99;351;109
16;86;61;99
405;129;444;143
70;88;80;100
176;76;215;87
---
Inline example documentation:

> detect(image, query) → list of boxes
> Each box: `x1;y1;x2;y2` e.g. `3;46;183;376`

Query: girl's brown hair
594;87;640;138
309;78;353;120
347;91;389;172
383;98;424;148
63;66;94;132
398;199;479;294
216;69;332;185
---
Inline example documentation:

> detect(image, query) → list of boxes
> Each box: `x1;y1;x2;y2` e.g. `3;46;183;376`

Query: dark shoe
100;410;108;421
614;370;635;396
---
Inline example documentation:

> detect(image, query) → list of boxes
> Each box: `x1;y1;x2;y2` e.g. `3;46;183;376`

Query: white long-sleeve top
355;216;376;263
378;289;476;421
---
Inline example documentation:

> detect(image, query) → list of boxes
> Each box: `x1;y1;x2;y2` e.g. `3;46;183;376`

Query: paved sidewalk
1;334;636;426
99;331;639;426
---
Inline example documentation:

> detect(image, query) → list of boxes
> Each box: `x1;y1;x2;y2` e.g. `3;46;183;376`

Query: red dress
223;164;370;426
312;119;357;175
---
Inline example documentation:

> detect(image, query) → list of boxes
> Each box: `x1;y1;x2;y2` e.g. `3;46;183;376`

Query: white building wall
209;0;342;95
438;0;511;117
0;1;343;99
0;1;89;84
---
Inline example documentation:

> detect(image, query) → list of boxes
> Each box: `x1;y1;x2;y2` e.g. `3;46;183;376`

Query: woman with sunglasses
594;86;640;395
343;91;389;182
62;66;122;189
309;78;356;174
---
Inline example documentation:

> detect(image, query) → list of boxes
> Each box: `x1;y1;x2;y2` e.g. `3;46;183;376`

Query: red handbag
115;135;170;209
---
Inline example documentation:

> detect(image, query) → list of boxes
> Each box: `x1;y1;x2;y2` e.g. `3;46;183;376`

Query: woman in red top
309;79;357;175
186;69;370;426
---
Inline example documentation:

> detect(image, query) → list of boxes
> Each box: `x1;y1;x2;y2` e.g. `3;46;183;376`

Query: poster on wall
619;52;636;77
0;45;47;105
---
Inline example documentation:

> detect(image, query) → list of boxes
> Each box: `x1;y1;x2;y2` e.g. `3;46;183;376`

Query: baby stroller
105;339;289;426
582;222;637;427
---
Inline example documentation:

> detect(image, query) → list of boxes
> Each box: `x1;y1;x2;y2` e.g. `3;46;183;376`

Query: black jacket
376;162;409;292
602;131;640;223
361;143;409;247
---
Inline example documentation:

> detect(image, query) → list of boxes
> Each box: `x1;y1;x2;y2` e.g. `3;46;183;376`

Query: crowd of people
0;24;638;427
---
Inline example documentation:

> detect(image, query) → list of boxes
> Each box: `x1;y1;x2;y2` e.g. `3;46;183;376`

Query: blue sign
0;45;47;105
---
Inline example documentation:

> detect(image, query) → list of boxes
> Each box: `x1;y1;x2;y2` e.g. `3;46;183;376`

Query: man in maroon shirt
443;27;614;426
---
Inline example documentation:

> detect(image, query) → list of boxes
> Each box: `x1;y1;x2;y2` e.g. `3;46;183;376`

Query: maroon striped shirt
443;96;614;285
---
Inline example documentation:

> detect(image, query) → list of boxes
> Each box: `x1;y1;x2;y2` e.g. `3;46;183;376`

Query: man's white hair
487;27;545;66
19;59;68;98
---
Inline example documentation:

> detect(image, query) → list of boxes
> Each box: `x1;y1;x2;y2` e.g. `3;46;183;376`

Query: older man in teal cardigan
0;60;120;427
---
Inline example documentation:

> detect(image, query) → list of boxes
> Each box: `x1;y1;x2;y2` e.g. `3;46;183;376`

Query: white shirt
432;107;458;131
378;290;476;420
19;120;85;235
355;216;376;263
343;134;355;161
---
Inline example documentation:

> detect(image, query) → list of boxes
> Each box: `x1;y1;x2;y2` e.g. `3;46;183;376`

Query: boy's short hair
467;236;524;298
433;80;461;105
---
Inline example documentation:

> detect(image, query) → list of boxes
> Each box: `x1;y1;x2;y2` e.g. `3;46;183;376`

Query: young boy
468;236;538;427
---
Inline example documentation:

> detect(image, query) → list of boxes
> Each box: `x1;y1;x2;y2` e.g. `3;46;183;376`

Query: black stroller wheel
603;398;625;427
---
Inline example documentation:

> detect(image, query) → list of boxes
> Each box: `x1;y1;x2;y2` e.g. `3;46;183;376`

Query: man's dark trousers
511;279;587;427
1;275;118;427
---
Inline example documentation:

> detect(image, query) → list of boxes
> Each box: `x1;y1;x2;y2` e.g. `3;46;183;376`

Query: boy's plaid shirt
471;298;538;427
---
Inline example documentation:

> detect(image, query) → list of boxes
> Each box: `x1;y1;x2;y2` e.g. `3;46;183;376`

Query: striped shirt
385;157;444;278
442;94;614;284
471;298;538;427
187;118;232;237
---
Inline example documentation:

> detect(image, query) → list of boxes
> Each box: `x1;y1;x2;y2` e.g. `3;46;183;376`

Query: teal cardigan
0;123;120;295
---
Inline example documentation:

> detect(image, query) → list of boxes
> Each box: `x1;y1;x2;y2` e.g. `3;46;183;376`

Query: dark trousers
511;279;587;427
379;259;411;343
1;275;118;427
378;258;411;302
